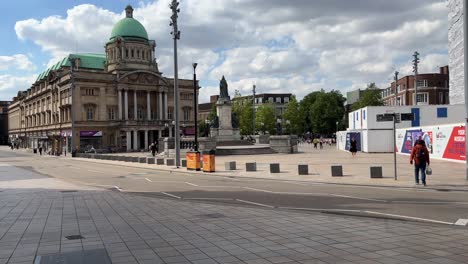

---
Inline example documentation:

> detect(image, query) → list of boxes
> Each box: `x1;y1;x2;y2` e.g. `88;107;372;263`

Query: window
268;97;273;103
131;49;134;58
126;49;129;58
183;107;191;121
416;79;427;87
284;97;289;103
108;107;115;120
258;97;263;104
86;107;95;120
439;92;444;104
276;97;281;103
137;107;145;120
85;88;95;96
437;108;447;118
168;107;174;119
415;93;428;105
137;50;140;58
397;85;401;93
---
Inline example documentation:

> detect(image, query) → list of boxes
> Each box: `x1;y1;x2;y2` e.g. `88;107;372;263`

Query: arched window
137;50;140;58
131;49;134;58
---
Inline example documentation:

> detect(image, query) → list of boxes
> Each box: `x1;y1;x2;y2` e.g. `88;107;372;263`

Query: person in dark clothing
150;142;157;156
410;140;430;186
350;138;357;157
38;145;43;155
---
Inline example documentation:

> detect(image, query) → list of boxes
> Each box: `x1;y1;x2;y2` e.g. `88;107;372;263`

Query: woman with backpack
410;140;430;186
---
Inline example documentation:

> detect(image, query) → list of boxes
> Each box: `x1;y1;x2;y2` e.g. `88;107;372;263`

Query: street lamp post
412;51;420;105
68;57;76;156
170;0;181;167
192;63;198;151
252;84;256;135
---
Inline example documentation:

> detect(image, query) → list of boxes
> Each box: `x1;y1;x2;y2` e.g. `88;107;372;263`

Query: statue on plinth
219;76;229;100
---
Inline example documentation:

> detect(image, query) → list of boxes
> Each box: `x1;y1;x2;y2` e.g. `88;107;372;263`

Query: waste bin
33;148;37;154
202;149;215;173
186;151;201;171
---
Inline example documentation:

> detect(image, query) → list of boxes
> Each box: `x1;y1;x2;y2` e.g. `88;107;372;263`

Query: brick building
381;66;449;106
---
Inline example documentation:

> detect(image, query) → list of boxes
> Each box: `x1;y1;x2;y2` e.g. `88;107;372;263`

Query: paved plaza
78;144;468;190
0;162;467;264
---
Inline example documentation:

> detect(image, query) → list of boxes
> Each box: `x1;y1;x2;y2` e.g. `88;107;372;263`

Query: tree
231;91;254;135
255;103;276;134
351;82;383;110
299;90;323;133
283;95;303;135
308;90;346;135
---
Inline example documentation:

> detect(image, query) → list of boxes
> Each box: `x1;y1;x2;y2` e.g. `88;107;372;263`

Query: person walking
38;144;43;155
350;138;357;157
410;140;430;186
319;138;323;149
150;142;157;157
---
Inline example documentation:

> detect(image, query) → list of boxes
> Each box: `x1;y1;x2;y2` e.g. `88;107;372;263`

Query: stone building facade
448;0;464;104
0;101;10;145
8;5;197;153
381;66;449;106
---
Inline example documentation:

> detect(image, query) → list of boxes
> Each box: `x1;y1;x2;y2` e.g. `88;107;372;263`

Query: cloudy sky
0;0;449;103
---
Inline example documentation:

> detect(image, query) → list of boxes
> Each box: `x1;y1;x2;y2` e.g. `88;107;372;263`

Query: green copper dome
110;5;148;41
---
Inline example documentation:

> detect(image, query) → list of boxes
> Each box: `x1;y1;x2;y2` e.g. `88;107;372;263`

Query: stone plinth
370;166;383;178
198;137;217;151
147;158;155;164
331;165;343;177
225;161;236;170
298;164;308;175
270;163;280;173
269;135;298;154
246;162;257;171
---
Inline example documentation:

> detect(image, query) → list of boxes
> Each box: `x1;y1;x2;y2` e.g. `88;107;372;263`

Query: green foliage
298;90;323;133
231;90;255;135
283;95;303;135
207;104;217;123
255;103;276;134
198;120;210;137
351;82;383;111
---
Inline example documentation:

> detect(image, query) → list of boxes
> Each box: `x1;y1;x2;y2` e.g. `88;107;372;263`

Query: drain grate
60;190;78;193
66;235;84;240
196;213;226;219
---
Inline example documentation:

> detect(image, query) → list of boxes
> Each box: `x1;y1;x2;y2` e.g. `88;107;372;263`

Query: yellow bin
202;150;216;172
186;151;201;171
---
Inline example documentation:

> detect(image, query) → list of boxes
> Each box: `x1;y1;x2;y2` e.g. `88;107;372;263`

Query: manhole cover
66;235;84;240
196;213;226;219
34;248;111;264
60;190;78;193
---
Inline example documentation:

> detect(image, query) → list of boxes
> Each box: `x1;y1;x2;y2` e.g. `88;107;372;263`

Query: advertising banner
79;131;103;137
345;132;361;151
442;126;466;161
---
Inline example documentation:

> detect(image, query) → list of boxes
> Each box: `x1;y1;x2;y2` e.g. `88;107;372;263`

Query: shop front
79;130;103;151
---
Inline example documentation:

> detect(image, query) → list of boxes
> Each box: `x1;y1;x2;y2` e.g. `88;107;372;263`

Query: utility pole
252;84;256;135
68;57;76;156
192;63;198;151
393;113;397;180
463;0;468;180
412;51;420;105
170;0;181;167
394;71;399;105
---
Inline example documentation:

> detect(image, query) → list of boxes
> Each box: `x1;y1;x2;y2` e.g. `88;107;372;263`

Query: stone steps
215;147;275;156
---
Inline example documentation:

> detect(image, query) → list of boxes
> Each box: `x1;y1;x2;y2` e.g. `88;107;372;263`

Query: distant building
448;0;464;104
346;89;365;106
0;101;10;145
381;66;449;106
198;93;293;122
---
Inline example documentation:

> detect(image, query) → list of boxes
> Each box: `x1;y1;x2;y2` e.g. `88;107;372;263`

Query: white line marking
160;192;181;199
329;194;387;202
243;187;275;193
224;177;241;181
87;169;104;173
145;178;152;182
235;199;274;208
184;198;233;201
279;207;361;213
184;182;199;186
394;201;468;205
112;186;122;192
133;172;148;175
363;211;454;225
454;219;468;226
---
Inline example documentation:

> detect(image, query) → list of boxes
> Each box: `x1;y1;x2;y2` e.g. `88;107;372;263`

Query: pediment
121;72;160;85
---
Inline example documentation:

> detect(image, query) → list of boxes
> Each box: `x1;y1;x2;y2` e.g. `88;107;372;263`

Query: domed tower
106;5;159;73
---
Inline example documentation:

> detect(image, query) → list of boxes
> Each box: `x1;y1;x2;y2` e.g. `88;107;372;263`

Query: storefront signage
80;131;103;137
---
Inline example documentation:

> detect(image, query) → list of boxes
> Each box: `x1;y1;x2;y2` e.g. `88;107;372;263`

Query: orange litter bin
186;151;201;171
202;150;215;172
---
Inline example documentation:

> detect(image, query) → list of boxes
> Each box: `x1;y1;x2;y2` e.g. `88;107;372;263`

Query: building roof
110;6;148;41
35;53;106;82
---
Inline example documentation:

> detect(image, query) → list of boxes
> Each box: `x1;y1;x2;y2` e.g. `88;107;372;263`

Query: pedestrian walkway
0;164;467;264
67;145;468;191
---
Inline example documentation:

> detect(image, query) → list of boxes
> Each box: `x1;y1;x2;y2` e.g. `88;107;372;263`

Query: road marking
184;197;233;201
394;201;468;204
133;172;148;175
161;192;181;199
454;219;468;226
112;186;122;192
224;177;241;181
329;194;387;202
87;169;104;173
185;182;199;186
235;199;275;208
362;211;454;225
145;178;152;182
243;187;275;193
279;207;361;213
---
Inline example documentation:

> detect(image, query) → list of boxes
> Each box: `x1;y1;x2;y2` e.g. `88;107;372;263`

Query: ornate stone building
8;5;197;153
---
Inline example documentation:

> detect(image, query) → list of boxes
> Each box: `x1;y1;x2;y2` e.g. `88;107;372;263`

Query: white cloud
0;54;35;71
11;0;450;103
0;74;37;100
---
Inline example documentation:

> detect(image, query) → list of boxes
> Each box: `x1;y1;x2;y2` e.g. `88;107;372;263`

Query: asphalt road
1;147;468;226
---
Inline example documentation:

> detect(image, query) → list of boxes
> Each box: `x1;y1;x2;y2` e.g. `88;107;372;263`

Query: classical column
133;130;138;150
164;92;168;119
118;90;122;120
133;90;138;120
144;130;149;150
169;126;173;137
147;91;151;120
126;131;131;151
158;92;163;120
124;90;129;120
